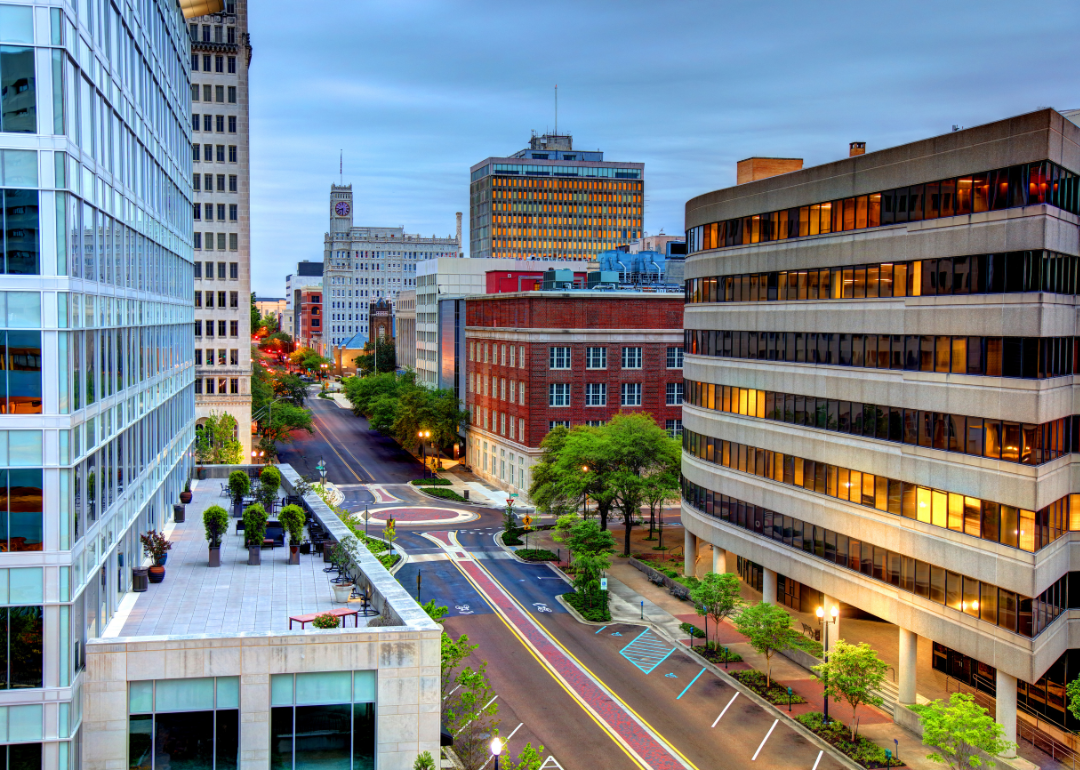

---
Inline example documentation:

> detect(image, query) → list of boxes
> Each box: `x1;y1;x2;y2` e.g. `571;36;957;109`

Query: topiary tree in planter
203;504;230;567
258;465;282;512
243;503;268;565
228;470;250;516
279;504;306;565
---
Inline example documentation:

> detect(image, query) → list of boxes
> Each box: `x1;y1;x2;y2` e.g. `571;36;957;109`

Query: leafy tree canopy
811;639;887;741
915;692;1016;769
733;602;801;687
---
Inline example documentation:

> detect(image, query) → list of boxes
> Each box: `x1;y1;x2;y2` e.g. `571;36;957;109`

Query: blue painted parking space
619;628;676;674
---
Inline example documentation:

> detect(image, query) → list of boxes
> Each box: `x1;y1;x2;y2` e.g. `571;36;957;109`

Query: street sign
521;515;533;530
600;578;608;590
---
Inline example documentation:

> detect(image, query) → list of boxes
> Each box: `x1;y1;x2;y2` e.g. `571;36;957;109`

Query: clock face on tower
334;201;351;217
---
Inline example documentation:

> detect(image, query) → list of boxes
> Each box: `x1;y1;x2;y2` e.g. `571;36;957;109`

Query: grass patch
789;634;824;658
563;590;611;622
409;478;452;486
515;548;558;562
730;670;806;706
418;487;467;502
795;712;901;768
673;574;700;589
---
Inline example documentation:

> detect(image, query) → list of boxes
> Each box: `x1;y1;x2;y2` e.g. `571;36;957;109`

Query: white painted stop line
752;719;778;761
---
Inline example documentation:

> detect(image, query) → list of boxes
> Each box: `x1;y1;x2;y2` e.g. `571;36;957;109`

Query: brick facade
464;292;684;496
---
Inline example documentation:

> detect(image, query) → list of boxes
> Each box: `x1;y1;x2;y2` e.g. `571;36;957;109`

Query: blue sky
247;0;1080;296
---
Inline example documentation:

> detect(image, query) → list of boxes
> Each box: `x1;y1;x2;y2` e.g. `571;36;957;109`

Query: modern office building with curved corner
681;108;1080;756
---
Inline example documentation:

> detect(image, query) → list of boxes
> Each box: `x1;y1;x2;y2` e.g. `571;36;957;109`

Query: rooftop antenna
555;85;558;135
339;150;343;184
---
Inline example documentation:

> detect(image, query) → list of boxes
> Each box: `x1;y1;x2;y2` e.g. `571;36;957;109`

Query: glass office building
0;0;196;766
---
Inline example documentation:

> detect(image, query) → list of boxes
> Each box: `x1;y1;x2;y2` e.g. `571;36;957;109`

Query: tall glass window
128;677;240;770
0;606;43;688
270;671;376;770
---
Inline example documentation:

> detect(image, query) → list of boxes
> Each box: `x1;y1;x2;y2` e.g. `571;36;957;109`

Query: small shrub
699;645;743;664
563;590;610;622
515;549;558;562
795;712;893;768
730;670;806;705
420;487;467;502
409;478;452;486
243;503;268;546
680;621;706;639
202;505;230;548
790;634;824;658
311;612;340;629
502;528;524;546
227;470;250;501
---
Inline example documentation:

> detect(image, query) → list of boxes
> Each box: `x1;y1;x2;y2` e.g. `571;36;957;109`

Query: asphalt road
276;393;425;484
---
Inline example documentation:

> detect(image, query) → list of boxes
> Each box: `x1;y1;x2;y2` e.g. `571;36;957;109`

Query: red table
288;607;360;629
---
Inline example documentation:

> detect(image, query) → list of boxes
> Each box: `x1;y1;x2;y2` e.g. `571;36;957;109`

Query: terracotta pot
208;546;221;567
248;545;261;565
148;566;166;583
180;490;192;504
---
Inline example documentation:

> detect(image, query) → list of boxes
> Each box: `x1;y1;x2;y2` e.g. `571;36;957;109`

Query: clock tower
330;183;353;235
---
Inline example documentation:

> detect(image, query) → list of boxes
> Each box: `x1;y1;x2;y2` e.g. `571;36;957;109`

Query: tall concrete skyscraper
0;0;197;765
188;0;252;454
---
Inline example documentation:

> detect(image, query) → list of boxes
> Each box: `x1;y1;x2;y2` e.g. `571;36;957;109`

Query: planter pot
289;545;300;565
148;566;166;583
332;583;354;603
154;554;168;566
208;546;221;567
233;502;243;518
197;467;206;480
323;547;333;563
173;504;186;523
179;490;192;504
132;567;149;592
247;545;262;565
299;542;311;555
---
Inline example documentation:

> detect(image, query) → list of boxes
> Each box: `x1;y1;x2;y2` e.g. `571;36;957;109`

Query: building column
684;530;698;578
996;670;1018;758
762;568;777;604
898;628;918;705
823;594;840;653
712;545;724;574
724;548;739;575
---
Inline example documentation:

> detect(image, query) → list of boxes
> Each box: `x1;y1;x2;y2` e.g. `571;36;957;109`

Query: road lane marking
539;757;564;769
752;720;778;761
309;419;366;483
676;668;706;700
309;407;379;482
619;628;677;674
811;750;823;770
443;532;691;770
712;693;739;727
479;723;524;770
594;626;608;634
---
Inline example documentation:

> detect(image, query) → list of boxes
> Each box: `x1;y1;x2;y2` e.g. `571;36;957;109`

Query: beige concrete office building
681;109;1080;753
190;0;253;454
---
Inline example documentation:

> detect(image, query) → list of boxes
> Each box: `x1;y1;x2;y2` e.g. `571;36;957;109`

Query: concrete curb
555;593;610;626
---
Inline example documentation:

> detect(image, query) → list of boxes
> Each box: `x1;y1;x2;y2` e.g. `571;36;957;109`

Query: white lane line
712;692;739;727
752;720;778;761
811;750;823;770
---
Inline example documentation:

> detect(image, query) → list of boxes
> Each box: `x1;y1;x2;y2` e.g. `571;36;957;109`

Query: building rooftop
110;481;370;638
296;260;324;277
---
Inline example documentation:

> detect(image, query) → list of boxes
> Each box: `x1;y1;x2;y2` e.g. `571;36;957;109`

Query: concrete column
724;548;738;575
996;670;1018;758
823;594;840;653
762;568;777;604
898;628;918;705
684;530;698;578
711;545;724;574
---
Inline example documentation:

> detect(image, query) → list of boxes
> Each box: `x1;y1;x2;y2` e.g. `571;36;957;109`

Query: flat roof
465;289;683;301
112;483;369;637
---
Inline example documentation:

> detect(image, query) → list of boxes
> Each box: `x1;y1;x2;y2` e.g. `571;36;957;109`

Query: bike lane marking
446;533;698;770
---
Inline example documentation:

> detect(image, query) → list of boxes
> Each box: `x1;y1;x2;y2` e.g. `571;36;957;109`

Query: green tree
242;503;268;547
227;470;250;505
1068;676;1080;722
642;448;680;540
412;752;436;770
356;337;397;376
527;427;577;518
689;572;743;649
562;519;617;556
445;661;500;770
811;640;887;741
915;692;1016;768
202;505;230;549
273;373;308;407
259;402;314;457
250;292;260;332
507;743;545;770
278;504;306;545
257;465;282;511
195;412;243;464
732;602;801;688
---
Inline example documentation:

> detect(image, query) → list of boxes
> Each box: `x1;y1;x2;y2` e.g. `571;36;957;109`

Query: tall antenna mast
339;150;343;184
555;85;558;134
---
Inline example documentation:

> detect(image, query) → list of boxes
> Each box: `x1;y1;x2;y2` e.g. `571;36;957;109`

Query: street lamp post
816;604;839;724
490;737;504;770
418;430;431;481
581;465;589;518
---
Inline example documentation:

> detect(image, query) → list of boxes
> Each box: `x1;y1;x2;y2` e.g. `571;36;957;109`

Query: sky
247;0;1080;297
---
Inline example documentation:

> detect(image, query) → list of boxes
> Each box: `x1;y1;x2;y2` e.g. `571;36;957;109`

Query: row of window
684;251;1080;304
194;378;240;395
191;83;237;103
477;407;525;441
685;379;1074;467
681;479;1067;639
685;330;1080;380
686;160;1080;253
682;427;1071;553
193;144;239;163
194;350;239;367
194;321;240;337
190;53;237;73
550;346;683;370
193;174;239;192
192;114;238;133
471;341;526;368
547;382;656;407
194;291;240;309
545;418;683;436
194;233;239;252
194;261;239;280
190;20;238;44
193;204;239;221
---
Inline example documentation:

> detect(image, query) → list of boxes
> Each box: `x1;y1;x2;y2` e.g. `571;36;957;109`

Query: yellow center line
439;540;649;770
312;406;378;481
460;536;702;770
308;419;365;483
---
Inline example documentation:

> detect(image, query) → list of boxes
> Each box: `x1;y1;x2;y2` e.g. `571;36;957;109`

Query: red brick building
298;289;323;351
465;290;684;495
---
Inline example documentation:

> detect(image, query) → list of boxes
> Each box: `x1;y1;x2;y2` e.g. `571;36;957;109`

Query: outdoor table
288;607;360;630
